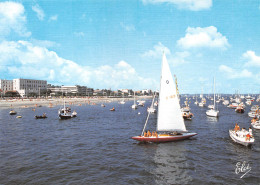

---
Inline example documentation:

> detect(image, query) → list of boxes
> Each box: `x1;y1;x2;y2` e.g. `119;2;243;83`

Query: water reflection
152;143;192;185
206;116;218;122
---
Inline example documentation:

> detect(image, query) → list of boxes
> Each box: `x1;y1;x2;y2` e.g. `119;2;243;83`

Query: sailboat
131;91;138;109
132;53;197;143
147;92;156;113
119;92;126;104
58;100;72;119
206;78;219;117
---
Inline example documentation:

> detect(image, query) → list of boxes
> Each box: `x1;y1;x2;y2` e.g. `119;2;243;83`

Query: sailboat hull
131;133;197;143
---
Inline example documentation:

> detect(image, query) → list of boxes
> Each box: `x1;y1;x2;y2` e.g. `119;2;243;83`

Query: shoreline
0;96;152;110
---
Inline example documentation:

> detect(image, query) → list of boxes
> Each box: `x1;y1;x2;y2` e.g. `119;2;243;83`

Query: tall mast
213;77;215;110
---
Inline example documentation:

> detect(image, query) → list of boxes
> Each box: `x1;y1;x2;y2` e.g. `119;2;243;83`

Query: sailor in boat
143;130;158;137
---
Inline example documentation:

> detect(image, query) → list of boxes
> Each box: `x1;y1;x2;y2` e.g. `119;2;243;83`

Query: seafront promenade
0;96;152;109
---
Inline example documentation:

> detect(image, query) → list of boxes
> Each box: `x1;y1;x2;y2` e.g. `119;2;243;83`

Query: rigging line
141;111;151;136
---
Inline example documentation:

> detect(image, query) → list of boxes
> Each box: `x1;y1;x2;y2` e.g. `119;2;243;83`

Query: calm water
0;97;260;185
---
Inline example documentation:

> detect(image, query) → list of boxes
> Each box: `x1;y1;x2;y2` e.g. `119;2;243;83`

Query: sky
0;0;260;94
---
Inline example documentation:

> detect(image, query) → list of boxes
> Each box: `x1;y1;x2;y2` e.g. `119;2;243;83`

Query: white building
0;79;13;93
13;78;47;97
47;85;87;96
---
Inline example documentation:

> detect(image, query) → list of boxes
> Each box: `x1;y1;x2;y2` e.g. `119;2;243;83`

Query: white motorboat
208;104;214;109
248;111;259;118
229;130;254;146
228;103;238;109
198;102;204;107
71;110;77;117
251;105;259;112
245;100;251;106
251;121;260;129
223;100;229;105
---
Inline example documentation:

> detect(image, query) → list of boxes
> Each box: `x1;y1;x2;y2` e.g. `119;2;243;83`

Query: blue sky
0;0;260;93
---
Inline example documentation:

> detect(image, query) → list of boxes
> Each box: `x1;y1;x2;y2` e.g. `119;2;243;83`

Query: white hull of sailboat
206;109;219;117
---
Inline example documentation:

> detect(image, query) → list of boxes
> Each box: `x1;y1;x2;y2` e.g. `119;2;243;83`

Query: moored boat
58;100;72;119
251;121;260;129
235;105;245;113
110;107;115;111
9;110;17;115
35;113;47;119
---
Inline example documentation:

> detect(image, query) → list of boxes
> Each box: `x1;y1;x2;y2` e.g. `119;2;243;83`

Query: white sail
157;53;187;132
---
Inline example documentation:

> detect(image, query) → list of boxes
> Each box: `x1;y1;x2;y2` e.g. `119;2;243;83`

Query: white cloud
74;32;85;37
0;40;156;89
141;42;171;58
141;42;189;66
243;50;260;67
142;0;212;11
177;26;229;49
0;1;31;38
32;4;45;21
219;65;252;79
120;22;135;31
49;15;58;21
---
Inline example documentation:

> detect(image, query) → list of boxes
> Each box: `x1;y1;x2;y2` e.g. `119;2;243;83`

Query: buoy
138;112;141;115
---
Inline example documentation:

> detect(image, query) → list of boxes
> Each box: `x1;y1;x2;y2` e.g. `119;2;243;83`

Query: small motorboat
229;130;254;146
71;111;77;117
251;121;260;129
35;113;47;119
9;110;17;115
110;107;115;111
182;111;193;120
101;104;105;107
16;116;22;118
235;106;245;113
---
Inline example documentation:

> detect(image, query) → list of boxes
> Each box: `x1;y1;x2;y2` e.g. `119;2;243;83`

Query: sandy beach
0;96;152;109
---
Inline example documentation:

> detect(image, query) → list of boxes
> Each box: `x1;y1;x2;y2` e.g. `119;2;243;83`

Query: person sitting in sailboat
147;130;151;137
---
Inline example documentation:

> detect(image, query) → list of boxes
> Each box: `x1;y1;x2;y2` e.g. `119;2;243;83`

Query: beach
0;96;152;109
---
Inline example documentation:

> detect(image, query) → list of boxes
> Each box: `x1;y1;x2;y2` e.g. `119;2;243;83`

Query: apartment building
0;79;13;93
13;78;47;97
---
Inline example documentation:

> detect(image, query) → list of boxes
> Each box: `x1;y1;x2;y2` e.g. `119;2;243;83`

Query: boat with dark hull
35;114;47;119
9;110;17;115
